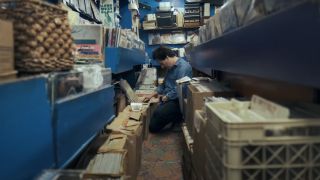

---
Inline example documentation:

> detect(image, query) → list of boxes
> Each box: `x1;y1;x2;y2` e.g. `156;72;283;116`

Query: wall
120;0;214;65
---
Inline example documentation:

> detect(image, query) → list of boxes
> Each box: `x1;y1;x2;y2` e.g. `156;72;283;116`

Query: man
145;46;192;133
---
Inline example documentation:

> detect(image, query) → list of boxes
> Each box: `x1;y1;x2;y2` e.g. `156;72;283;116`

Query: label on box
75;44;102;60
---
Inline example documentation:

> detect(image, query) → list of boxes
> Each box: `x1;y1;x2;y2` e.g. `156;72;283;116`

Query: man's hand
143;92;157;102
161;95;168;102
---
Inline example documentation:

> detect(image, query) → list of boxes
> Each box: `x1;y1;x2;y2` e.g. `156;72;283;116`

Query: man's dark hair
152;46;176;61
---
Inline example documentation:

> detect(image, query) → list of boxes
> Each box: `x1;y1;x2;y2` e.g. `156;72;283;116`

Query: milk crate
205;95;320;142
204;124;320;180
202;95;320;180
222;165;320;180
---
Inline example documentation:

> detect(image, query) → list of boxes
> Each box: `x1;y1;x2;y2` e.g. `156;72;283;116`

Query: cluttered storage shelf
142;26;200;31
190;1;320;88
105;47;146;74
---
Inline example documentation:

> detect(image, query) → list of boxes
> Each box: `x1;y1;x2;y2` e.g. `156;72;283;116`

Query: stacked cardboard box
191;110;207;180
0;20;16;82
106;112;143;180
81;101;153;180
85;134;128;179
182;124;196;180
84;77;158;179
185;80;234;138
122;104;150;140
182;79;234;180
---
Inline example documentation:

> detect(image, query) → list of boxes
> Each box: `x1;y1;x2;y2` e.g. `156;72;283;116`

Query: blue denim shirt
157;58;192;100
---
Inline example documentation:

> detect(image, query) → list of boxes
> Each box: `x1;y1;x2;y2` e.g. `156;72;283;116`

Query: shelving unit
105;47;146;74
143;27;199;31
0;0;143;179
0;77;115;179
54;85;115;168
0;76;55;180
191;1;320;88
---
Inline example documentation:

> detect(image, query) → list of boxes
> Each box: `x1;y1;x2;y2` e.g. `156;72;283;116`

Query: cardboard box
106;113;143;180
85;134;127;178
183;99;188;119
86;134;129;178
186;81;234;137
123;104;151;140
0;20;14;72
0;71;17;82
98;134;127;153
85;150;127;178
182;123;194;180
140;105;151;140
116;93;127;115
204;149;221;180
191;110;207;180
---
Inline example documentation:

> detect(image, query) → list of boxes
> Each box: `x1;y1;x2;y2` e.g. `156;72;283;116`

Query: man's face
158;57;170;69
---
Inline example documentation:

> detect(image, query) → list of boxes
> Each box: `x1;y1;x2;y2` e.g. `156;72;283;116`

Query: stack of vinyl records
184;2;202;28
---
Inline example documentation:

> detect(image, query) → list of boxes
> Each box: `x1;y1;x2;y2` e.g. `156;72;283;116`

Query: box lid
98;134;127;153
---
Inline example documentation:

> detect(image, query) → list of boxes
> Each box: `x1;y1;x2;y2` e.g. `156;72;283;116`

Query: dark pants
149;99;182;133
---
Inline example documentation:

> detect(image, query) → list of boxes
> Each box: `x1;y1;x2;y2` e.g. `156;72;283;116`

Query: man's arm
156;84;164;95
164;64;192;101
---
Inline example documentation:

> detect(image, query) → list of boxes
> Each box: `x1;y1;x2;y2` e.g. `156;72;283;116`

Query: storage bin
205;95;320;141
0;0;74;73
203;95;320;180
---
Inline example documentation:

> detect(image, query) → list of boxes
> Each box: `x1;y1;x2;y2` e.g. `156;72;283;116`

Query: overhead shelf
191;1;320;88
143;27;199;31
105;47;146;74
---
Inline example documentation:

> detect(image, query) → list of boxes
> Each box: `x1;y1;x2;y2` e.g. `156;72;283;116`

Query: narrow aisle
138;130;184;180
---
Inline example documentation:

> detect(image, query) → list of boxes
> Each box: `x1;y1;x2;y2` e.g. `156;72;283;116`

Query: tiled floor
138;130;184;180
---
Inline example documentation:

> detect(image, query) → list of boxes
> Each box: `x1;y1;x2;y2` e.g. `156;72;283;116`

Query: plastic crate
222;138;320;168
222;165;320;180
205;95;320;142
202;95;320;180
205;126;320;180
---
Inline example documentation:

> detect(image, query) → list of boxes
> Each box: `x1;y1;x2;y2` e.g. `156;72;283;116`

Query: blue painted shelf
105;47;146;74
191;1;320;88
0;77;115;178
53;85;115;168
0;76;55;180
